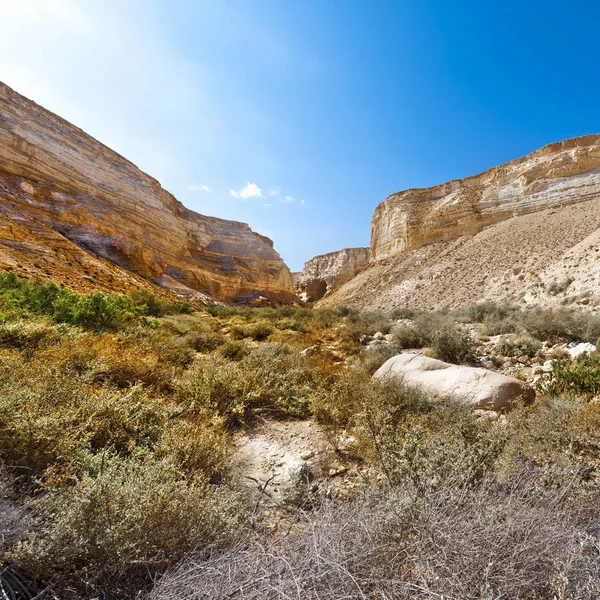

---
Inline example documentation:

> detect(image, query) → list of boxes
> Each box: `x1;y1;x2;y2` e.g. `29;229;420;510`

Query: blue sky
2;0;599;271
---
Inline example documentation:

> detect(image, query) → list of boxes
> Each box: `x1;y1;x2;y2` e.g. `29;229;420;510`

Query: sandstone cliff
294;247;369;301
324;135;600;311
0;82;295;302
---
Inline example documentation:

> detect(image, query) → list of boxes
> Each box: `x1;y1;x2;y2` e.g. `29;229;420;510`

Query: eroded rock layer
293;247;369;302
324;135;600;311
0;82;295;301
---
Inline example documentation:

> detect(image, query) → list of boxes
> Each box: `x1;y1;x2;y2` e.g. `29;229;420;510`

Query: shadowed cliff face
371;135;600;261
0;82;295;302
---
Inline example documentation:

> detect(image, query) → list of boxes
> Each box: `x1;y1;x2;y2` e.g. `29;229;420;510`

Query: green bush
392;314;476;364
536;352;600;397
430;326;477;364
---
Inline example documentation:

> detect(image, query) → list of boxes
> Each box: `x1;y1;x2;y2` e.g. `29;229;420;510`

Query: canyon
293;247;369;301
0;82;295;302
3;80;600;313
323;134;600;311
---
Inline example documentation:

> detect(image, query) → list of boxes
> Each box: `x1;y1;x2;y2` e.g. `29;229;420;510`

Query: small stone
299;450;314;461
328;466;347;477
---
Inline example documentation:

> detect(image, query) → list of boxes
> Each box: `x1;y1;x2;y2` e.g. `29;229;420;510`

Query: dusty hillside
0;82;295;302
324;135;600;311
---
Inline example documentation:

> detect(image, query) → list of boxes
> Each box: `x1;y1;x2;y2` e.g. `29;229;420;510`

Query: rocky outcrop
375;353;534;410
371;135;600;261
0;82;295;302
294;248;369;302
324;135;600;311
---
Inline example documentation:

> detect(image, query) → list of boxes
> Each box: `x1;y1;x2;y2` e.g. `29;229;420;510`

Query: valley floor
0;274;599;599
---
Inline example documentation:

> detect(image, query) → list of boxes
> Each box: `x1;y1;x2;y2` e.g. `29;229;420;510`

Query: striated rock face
325;135;600;311
294;248;369;302
0;82;295;302
372;135;600;261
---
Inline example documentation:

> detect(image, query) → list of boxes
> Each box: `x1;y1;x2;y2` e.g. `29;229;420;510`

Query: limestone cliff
294;248;369;301
0;82;295;302
324;135;600;311
371;135;600;260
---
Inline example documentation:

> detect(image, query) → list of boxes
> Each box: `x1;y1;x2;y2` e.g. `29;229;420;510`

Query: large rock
0;82;295;302
293;247;369;301
374;353;534;410
322;135;600;311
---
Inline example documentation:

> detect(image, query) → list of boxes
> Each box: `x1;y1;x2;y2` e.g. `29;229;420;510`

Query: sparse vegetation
0;272;598;598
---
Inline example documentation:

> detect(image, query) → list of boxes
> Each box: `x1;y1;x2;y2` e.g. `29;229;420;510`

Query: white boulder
566;342;596;359
374;353;534;411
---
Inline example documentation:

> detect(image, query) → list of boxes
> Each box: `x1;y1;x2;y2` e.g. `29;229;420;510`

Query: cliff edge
0;82;295;302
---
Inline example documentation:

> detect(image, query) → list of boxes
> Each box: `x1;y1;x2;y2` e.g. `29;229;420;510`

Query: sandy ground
229;419;347;510
323;197;600;312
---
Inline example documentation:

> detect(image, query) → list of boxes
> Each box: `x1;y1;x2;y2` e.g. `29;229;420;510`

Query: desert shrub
343;311;392;342
496;334;542;358
231;320;273;341
0;319;75;351
0;363;169;473
18;455;248;597
391;322;423;348
460;300;514;323
218;340;251;361
178;344;321;424
392;315;476;364
155;420;228;479
391;306;419;319
536;353;600;398
391;313;450;348
182;330;225;352
247;320;273;340
176;357;251;426
520;308;600;343
49;333;180;391
430;325;477;364
311;308;341;329
129;288;192;316
152;468;600;600
497;395;600;492
358;344;400;375
482;312;521;335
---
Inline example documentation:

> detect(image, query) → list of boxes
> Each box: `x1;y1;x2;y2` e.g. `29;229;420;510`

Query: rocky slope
293;247;369;301
0;82;295;302
324;135;600;311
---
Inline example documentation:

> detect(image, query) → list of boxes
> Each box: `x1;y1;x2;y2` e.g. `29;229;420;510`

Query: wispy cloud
188;184;212;192
230;182;262;198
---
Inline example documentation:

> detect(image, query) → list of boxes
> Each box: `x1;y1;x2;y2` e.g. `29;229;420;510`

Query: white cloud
268;186;280;197
284;195;294;203
188;184;212;192
230;182;262;198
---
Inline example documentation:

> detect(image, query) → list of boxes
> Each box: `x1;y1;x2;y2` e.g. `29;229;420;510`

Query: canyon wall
0;82;295;302
325;135;600;311
294;247;369;301
371;135;600;261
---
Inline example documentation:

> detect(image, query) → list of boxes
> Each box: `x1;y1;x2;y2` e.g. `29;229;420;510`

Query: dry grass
0;274;599;599
152;468;600;600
